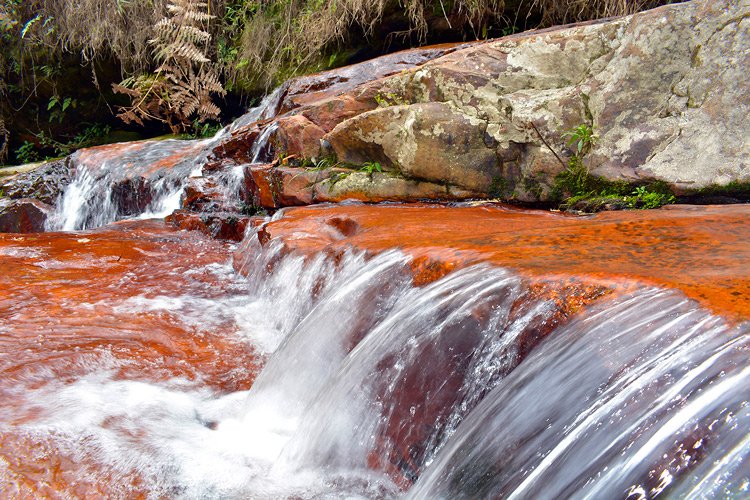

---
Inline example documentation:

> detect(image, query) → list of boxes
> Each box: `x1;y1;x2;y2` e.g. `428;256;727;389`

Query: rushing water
2;214;749;499
2;84;750;498
44;88;286;232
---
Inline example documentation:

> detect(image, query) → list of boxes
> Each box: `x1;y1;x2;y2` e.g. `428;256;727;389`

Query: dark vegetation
1;0;681;165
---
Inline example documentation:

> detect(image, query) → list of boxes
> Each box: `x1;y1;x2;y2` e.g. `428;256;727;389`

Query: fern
113;0;225;132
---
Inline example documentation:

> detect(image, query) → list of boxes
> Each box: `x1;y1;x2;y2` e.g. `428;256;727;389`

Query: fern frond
117;108;144;126
163;41;210;63
183;10;214;23
175;25;211;45
166;4;186;15
198;101;221;120
112;82;142;97
154;18;179;36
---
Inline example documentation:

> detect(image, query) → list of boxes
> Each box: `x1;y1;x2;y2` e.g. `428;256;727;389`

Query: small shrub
554;124;675;212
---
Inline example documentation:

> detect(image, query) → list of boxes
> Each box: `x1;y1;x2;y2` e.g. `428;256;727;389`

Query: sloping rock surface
216;0;749;208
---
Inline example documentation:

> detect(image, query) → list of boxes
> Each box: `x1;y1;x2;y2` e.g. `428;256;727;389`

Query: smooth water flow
3;216;749;499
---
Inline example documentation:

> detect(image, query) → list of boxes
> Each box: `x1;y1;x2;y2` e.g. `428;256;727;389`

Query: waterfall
44;87;286;231
4;219;748;499
405;289;750;500
45;139;207;230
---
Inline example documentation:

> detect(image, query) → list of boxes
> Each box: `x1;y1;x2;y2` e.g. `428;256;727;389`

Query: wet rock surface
239;200;750;487
0;198;54;233
251;202;750;320
1;158;71;205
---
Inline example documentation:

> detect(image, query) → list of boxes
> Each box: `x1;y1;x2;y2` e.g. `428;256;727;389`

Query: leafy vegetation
552;124;675;212
13;122;113;163
0;0;683;165
359;161;382;175
112;0;226;134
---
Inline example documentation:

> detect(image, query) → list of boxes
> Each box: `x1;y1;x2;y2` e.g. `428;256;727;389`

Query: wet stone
0;158;71;206
0;198;54;233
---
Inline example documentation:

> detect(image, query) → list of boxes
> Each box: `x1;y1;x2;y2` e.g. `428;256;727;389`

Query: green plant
562;124;598;156
47;95;77;123
12;122;112;163
185;119;222;139
559;123;599;191
551;124;676;212
360;161;382;175
308;156;340;170
14;140;41;164
500;25;518;36
627;185;675;209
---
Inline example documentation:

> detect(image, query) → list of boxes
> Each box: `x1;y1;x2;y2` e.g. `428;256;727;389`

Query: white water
5;224;750;499
46;139;208;230
13;82;750;498
46;87;286;231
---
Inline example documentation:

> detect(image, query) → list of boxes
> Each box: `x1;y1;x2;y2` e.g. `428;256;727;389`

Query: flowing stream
2;216;749;499
44;88;285;232
2;96;750;499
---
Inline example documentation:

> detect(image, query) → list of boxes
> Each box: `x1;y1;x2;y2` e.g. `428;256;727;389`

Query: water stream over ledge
2;201;750;499
2;92;750;497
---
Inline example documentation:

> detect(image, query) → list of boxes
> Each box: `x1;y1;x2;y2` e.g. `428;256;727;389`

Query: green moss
684;180;750;200
522;177;544;199
552;158;675;212
488;175;508;199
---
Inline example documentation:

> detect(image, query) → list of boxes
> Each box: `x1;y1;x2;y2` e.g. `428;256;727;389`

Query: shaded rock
1;158;71;205
211;124;263;164
0;198;54;233
181;169;250;214
165;210;250;241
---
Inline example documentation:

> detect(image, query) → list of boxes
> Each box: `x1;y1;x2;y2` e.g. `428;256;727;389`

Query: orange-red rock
273;115;327;159
254;203;750;321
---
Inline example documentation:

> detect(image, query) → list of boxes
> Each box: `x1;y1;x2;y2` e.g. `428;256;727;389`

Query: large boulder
227;0;749;207
1;158;71;205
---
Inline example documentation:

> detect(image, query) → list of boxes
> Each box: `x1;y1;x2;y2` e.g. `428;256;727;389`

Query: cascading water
45;138;208;231
44;86;286;232
405;289;750;500
2;214;749;499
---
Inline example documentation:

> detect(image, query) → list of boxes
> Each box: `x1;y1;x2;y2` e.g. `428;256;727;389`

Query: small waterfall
224;85;287;136
44;86;287;231
4;212;750;499
405;289;750;500
250;122;279;164
46;139;207;230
